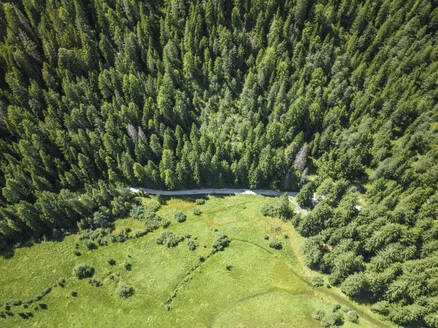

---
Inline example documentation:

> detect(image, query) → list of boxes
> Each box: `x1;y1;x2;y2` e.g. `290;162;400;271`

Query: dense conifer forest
0;0;437;326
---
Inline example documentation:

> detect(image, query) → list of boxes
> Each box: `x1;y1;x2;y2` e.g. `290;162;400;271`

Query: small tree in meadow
116;282;134;298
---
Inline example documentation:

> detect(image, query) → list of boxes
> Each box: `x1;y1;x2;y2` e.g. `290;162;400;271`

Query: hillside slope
0;0;437;326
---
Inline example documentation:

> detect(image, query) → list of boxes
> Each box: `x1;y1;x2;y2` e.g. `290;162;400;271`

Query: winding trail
207;289;310;327
231;238;274;255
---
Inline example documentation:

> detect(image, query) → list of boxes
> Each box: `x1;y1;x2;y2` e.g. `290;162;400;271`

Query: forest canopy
0;0;437;327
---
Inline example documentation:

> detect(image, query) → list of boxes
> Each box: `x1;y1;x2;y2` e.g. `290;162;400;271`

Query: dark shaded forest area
0;0;437;326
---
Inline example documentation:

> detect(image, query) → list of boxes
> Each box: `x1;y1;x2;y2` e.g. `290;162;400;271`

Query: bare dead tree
127;123;138;144
138;126;146;142
300;167;309;185
294;144;308;171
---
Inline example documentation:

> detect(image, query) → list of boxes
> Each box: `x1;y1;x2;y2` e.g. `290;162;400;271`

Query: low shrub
312;309;325;321
187;240;197;251
41;287;52;296
193;208;202;216
74;251;81;256
331;304;341;312
123;262;132;271
346;310;359;323
96;238;107;246
268;238;282;250
32;295;42;302
371;301;390;315
264;234;269;240
84;241;97;250
157;195;165;205
135;230;148;238
116;282;134;298
174;211;187;222
73;264;95;279
107;258;116;266
195;199;205;205
312;276;324;287
88;279;102;287
71;291;77;297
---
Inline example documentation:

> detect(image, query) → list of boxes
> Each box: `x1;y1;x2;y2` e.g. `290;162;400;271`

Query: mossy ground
0;195;394;327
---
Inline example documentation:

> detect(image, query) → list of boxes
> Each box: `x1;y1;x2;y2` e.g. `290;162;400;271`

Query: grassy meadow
0;195;394;328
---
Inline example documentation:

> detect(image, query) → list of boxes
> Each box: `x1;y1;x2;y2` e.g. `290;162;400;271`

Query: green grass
0;195;393;327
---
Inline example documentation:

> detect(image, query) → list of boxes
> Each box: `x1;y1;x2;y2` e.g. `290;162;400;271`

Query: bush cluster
140;211;169;231
260;194;293;219
77;228;112;250
313;305;344;328
73;264;95;279
212;233;231;253
174;211;187;222
156;231;184;248
109;228;130;243
187;240;197;251
321;311;344;328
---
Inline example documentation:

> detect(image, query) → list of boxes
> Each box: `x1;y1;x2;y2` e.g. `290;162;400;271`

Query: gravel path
127;187;308;215
127;187;298;197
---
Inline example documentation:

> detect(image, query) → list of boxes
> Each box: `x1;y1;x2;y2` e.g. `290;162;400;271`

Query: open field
0;195;395;328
